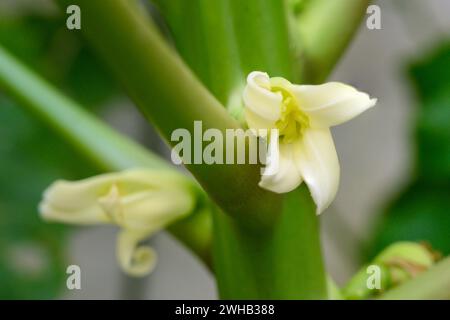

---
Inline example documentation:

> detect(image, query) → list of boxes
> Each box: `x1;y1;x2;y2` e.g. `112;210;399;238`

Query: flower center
98;184;125;226
270;79;309;143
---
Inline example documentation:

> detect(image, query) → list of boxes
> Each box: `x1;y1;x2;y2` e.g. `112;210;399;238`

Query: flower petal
39;169;192;225
259;141;303;193
118;189;193;230
243;71;282;122
244;108;276;136
39;179;109;224
39;201;107;225
290;82;376;128
117;229;156;277
294;128;340;214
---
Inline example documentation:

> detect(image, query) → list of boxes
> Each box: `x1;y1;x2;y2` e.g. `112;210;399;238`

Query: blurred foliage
367;42;450;260
0;14;117;108
0;11;119;298
289;0;312;16
411;43;450;181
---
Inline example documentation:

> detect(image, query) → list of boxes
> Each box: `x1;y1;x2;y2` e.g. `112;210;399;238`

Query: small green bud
374;241;437;286
342;241;439;299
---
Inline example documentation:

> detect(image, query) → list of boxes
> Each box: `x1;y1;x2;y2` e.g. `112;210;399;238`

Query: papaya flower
39;169;195;277
243;71;377;214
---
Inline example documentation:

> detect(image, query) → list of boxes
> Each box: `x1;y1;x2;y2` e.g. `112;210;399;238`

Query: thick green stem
151;0;326;298
153;0;297;107
55;0;282;227
0;45;212;268
295;0;371;83
213;187;327;299
227;0;296;82
152;0;243;108
379;257;450;300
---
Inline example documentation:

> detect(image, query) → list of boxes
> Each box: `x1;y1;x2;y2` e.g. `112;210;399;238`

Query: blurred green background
0;1;116;298
0;0;449;299
366;43;450;259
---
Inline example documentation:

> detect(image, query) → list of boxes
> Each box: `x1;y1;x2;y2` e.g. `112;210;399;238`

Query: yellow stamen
270;78;309;143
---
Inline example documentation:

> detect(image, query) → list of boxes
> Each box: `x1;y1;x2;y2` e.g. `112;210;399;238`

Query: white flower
39;169;195;276
243;71;376;214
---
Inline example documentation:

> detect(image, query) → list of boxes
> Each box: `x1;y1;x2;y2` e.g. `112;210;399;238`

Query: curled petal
259;142;303;193
291;82;376;128
244;108;276;137
243;71;282;122
294;128;340;214
117;229;157;277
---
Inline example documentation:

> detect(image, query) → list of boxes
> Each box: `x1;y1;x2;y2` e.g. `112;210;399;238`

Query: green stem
228;0;296;82
153;0;297;106
152;0;326;298
213;187;327;299
152;0;243;108
56;0;282;227
0;47;165;172
0;45;212;268
378;257;450;300
295;0;371;83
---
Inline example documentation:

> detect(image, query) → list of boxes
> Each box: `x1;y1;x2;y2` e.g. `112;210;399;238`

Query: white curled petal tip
259;142;303;193
294;128;340;214
290;82;377;128
243;71;282;122
117;229;157;277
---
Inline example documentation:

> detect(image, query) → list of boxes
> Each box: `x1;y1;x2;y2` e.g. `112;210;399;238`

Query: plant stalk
294;0;371;83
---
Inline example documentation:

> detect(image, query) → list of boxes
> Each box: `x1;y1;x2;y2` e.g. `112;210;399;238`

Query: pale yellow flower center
270;79;309;143
98;183;126;226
